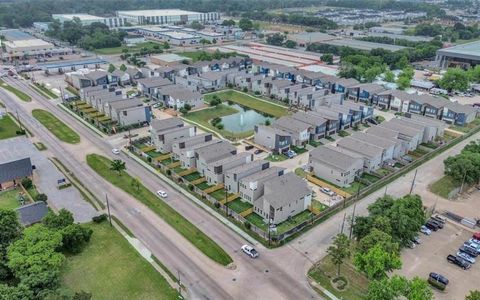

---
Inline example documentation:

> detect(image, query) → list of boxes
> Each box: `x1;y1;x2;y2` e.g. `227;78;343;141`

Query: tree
356;229;399;255
439;68;470;92
444;152;480;185
326;233;351;277
396;75;411;90
386;195;425;246
284;40;297;48
0;209;22;280
367;275;433;300
238;18;254;31
265;119;271;126
35;193;48;202
222;19;236;26
60;224;92;254
108;64;116;73
21;177;32;189
466;290;480;300
119;64;127;72
131;177;141;192
43;209;74;230
321;53;333;64
74;291;93;300
384;70;395;82
7;225;65;296
199;38;211;49
266;33;285;46
354;244;402;280
110;159;126;175
189;21;204;30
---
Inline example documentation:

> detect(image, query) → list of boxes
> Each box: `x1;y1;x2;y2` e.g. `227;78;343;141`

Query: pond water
220;103;273;133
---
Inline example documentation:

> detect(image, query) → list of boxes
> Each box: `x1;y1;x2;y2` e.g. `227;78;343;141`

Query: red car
473;232;480;241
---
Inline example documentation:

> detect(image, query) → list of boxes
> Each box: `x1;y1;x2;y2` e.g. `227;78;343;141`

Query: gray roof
150;118;184;132
160;85;202;100
381;121;423;137
256;124;292;137
404;114;446;127
16;202;48;226
261;173;311;208
225;160;269;176
350;132;396;150
355;83;386;94
366;125;401;140
310;145;362;172
378;89;413;100
0;157;33;183
292;111;327;127
437;40;480;60
138;77;173;88
199;70;230;81
211;152;251;168
85;70;108;80
240;166;285;184
271;79;294;89
389;118;426;131
108;98;143;110
443;101;477;115
171;133;211;146
335;78;359;87
337;137;384;158
273;116;311;134
195;141;236;163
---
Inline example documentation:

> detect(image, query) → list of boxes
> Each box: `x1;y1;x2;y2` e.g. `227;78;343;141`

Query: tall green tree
0;209;22;280
384;70;395;82
284;40;297;48
108;64;116;73
321;53;333;64
354;244;402;280
110;159;126;175
43;209;74;230
466;290;480;300
439;68;470;92
326;233;351;277
238;18;254;31
356;229;399;255
367;275;433;300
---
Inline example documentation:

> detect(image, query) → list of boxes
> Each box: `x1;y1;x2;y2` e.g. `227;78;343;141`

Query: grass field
180;51;207;61
0;79;31;102
0;114;21;140
94;41;167;55
265;154;288;162
308;256;369;300
184;104;255;140
205;90;288;118
62;222;180;299
430;175;459;199
86;154;232;266
0;189;22;210
32;109;80;144
34;83;57;99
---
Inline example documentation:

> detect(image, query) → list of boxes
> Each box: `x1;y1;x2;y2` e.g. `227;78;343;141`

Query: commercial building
317;38;407;52
436;40;480;69
116;9;219;25
52;13;125;28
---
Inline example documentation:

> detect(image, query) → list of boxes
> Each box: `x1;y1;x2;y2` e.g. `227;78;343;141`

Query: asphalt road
1;77;319;300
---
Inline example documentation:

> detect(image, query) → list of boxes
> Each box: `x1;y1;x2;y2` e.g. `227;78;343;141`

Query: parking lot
396;222;480;300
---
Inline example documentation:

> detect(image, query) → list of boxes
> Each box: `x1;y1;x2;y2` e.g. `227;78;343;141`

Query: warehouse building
116;9;219;25
52;13;125;28
436;40;480;69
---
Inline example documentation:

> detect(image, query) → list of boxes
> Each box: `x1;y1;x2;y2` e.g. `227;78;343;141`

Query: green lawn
226;198;252;214
34;142;47;151
430;176;459;199
196;182;211;190
360;173;380;184
0;79;31;102
180;51;208;61
183;172;201;182
291;145;308;154
32;109;80;144
61;222;180;300
184;104;255;140
0;114;22;140
275;210;313;234
377;168;391;177
338;130;350;137
308;256;369;300
210;189;228;201
295;167;307;178
31;83;57;99
86;154;232;266
341;181;367;195
245;213;268;231
309;140;322;147
204;90;288;118
265;154;288;162
94;41;167;55
0;189;22;210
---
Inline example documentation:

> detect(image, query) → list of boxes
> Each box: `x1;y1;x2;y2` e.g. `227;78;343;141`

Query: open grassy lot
0;79;31;102
0;114;21;140
205;90;288;118
429;175;459;199
0;189;22;210
94;41;167;55
33;83;57;99
86;154;232;266
32;109;80;144
184;104;254;139
62;222;179;300
308;256;369;300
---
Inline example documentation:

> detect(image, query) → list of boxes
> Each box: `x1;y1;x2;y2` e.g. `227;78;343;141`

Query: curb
123;149;260;246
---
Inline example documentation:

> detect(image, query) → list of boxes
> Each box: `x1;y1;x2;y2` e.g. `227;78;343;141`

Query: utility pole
106;194;112;226
177;270;182;297
460;168;467;193
409;169;418;195
340;212;346;234
349;202;356;240
15;109;24;132
384;185;388;196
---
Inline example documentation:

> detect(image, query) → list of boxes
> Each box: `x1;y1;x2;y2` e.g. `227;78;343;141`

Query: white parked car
320;187;335;196
420;225;431;235
241;245;258;258
457;251;476;264
156;190;168;198
112;148;120;155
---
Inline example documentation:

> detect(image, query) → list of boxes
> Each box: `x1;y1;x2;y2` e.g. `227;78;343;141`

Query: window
123;111;127;116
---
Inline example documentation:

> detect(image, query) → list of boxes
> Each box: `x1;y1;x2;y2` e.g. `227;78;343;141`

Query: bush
214;202;221;209
21;178;33;189
166;169;172;176
92;214;108;223
34;193;48;202
16;129;26;135
227;83;234;88
254;91;260;95
244;222;251;230
242;87;248;93
216;123;224;130
188;184;194;191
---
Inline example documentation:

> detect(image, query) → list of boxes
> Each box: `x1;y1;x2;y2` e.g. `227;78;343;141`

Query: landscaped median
0;79;32;102
32;109;81;144
86;154;233;266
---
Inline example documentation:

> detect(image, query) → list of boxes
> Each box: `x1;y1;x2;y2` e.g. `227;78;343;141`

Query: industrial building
435;40;480;69
116;9;219;25
52;13;125;28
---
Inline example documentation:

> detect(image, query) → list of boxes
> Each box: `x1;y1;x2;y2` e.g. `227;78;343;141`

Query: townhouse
203;152;253;185
137;77;174;99
332;78;359;94
336;137;385;171
315;106;352;130
347;83;386;104
442;101;478;125
254;125;292;153
377;90;412;111
329;104;361;128
150;119;196;153
291;112;328;139
108;70;131;86
104;98;151;127
309;145;364;187
269;79;296;100
178;139;222;168
350;132;396;161
239;166;286;205
195;141;237;177
272;116;311;146
342;101;374;121
291;88;329;109
309;110;339;135
366;126;410;156
224;160;270;194
171;133;213;160
254;173;312;225
157;85;204;110
377;121;422;151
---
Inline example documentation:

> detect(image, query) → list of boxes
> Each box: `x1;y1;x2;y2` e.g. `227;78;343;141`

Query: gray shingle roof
16;201;48;226
138;77;173;88
273;116;311;134
150;118;184;132
310;145;362;172
108;98;143;110
195;141;236;163
350;132;396;150
292;111;327;127
337;137;384;158
261;173;311;208
240;166;285;184
0;157;32;183
225;160;269;176
160;85;202;100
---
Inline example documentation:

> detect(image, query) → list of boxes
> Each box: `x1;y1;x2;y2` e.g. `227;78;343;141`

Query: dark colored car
447;254;471;270
429;272;449;285
254;149;263;155
245;145;254;151
425;221;439;231
429;219;444;229
459;246;478;258
431;215;446;224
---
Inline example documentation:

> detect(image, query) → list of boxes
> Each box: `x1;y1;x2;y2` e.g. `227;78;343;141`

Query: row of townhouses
149;118;312;225
308;114;446;187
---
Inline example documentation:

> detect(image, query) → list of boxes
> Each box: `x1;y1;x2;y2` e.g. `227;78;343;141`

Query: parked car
407;241;416;249
420;225;432;235
286;150;297;159
457;251;476;264
459;245;478;258
425;221;439;231
447;254;471;270
320;187;335;196
429;272;449;286
156;190;168;198
245;145;254;151
241;245;259;258
473;232;480;241
112;148;120;155
254;149;263;155
431;215;446;224
412;236;422;244
429;218;444;229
